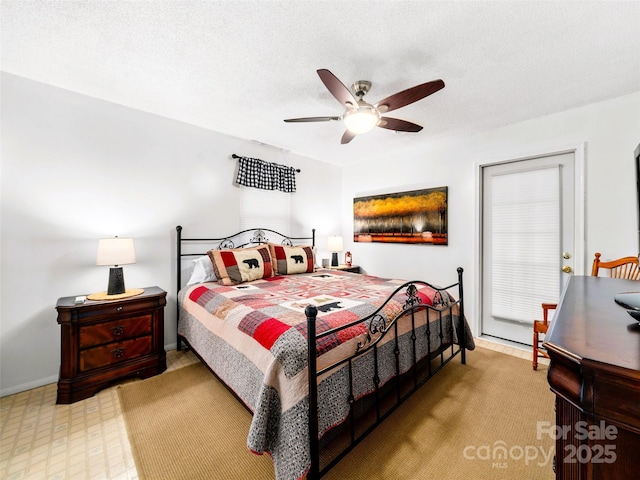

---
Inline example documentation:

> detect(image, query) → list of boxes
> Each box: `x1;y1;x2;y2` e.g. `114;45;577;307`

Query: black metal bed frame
175;226;466;479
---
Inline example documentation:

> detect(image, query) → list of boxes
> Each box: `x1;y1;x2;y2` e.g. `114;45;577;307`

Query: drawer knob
112;348;125;359
116;306;123;312
112;326;125;336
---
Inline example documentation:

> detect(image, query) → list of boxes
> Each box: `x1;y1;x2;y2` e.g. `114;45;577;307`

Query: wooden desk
544;276;640;479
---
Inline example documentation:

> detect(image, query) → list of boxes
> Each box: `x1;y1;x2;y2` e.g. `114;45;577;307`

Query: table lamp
327;236;343;267
96;237;136;295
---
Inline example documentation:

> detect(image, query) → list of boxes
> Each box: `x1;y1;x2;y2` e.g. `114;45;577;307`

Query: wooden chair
591;252;640;279
532;302;557;370
533;252;640;370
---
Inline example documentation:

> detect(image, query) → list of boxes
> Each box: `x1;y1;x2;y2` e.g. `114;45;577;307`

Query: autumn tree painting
353;187;448;244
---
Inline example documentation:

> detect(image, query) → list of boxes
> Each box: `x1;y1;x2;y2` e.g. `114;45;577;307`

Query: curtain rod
231;153;301;173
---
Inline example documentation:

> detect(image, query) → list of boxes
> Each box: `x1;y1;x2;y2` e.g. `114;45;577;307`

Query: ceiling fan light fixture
284;70;444;143
343;103;380;134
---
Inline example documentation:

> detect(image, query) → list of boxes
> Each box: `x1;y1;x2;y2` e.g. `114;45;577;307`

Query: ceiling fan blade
317;69;358;108
284;116;341;123
377;117;423;132
341;130;357;144
375;79;445;113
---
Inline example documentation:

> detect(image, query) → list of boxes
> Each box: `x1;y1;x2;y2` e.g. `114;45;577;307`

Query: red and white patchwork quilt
178;270;474;480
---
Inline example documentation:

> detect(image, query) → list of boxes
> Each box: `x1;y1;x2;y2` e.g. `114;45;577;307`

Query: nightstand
329;264;361;273
56;286;167;404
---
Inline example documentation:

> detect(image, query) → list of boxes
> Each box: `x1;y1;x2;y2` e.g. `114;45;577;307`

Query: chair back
591;253;640;280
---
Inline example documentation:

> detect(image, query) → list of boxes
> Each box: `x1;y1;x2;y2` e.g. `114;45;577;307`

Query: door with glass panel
481;152;576;345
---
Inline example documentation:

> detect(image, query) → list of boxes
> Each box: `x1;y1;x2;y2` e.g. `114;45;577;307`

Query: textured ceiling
2;1;639;166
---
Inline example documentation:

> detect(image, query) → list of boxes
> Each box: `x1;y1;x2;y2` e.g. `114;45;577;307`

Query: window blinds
490;166;561;324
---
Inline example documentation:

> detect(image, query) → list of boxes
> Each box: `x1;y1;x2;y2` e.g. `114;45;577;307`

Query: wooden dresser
56;286;167;404
544;276;640;479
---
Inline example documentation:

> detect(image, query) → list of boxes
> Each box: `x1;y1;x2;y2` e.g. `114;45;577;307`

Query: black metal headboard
175;225;315;291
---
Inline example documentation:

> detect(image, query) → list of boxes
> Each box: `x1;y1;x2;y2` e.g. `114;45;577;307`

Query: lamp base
331;252;339;267
107;267;126;295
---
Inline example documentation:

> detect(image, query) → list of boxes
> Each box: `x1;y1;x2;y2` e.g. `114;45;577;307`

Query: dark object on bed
175;226;470;480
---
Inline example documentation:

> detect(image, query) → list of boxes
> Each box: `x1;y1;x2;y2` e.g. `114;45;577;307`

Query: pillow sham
269;243;315;275
186;255;217;286
208;245;274;285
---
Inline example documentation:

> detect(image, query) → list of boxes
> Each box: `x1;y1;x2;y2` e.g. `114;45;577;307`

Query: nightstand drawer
79;336;152;372
79;314;152;348
74;297;161;322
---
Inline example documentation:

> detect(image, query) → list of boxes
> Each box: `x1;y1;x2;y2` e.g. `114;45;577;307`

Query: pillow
268;243;315;275
186;256;217;286
208;245;274;285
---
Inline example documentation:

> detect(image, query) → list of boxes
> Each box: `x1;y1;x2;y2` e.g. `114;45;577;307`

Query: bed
175;226;474;479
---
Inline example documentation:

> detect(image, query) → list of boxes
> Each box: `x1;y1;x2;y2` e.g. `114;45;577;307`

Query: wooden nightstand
56;286;167;404
329;265;361;273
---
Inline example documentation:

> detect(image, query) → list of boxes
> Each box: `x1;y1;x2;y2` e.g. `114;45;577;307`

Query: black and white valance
235;155;297;193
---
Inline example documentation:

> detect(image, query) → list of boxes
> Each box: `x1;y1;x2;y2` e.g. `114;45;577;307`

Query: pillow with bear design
268;244;314;275
208;245;274;285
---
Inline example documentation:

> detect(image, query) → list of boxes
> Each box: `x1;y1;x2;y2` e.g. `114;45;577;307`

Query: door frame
474;142;586;339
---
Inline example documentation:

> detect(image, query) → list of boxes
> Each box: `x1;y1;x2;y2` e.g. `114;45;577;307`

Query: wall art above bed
353;186;448;244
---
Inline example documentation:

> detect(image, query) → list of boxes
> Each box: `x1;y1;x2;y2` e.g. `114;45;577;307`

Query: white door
481;152;578;345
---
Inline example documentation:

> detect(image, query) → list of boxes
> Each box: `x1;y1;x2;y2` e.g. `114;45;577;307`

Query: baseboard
0;374;58;398
478;335;532;352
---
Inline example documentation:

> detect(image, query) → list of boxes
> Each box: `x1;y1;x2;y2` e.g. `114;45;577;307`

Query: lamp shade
343;103;380;134
327;236;344;252
96;237;136;266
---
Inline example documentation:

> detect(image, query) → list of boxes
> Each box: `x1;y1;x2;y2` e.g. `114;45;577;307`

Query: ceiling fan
284;69;445;144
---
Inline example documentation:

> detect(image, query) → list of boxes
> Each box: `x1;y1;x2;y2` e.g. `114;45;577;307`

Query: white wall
341;92;640;336
0;73;342;396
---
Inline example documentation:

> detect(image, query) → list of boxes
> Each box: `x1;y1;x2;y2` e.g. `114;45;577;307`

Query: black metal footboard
305;267;466;479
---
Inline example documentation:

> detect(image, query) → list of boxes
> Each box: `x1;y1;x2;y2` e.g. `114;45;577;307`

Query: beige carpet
118;347;554;480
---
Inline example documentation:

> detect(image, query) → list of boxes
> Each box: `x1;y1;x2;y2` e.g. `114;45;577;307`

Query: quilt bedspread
178;270;474;480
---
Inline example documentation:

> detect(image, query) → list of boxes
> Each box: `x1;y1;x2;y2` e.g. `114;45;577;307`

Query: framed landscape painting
353;186;448;245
